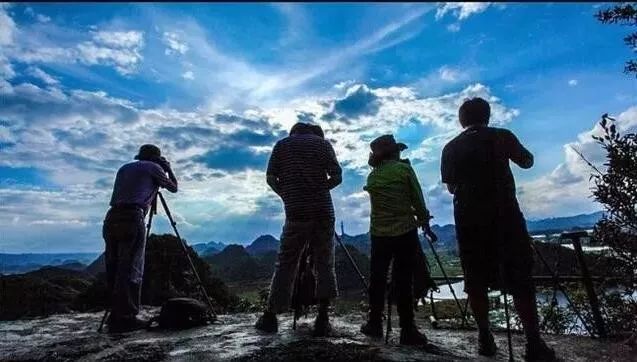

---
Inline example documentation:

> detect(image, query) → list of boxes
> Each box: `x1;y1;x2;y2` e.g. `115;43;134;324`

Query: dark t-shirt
441;126;533;226
266;134;342;221
109;161;177;212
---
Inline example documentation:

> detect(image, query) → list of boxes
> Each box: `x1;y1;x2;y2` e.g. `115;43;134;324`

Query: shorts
454;197;535;296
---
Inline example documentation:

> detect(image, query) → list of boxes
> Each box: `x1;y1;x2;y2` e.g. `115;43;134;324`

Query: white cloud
162;31;189;55
438;66;463;82
447;23;461;32
436;2;492;20
36;14;51;23
568;79;578;86
518;106;637;218
27;66;59;85
334;80;356;90
0;4;16;46
0;54;15;79
182;70;194;80
75;30;145;75
0;8;145;76
93;30;143;49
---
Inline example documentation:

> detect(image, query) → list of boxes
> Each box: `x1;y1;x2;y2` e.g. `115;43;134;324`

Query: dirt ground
1;308;634;361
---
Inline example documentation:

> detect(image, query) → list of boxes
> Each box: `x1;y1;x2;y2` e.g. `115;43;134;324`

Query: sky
1;3;636;253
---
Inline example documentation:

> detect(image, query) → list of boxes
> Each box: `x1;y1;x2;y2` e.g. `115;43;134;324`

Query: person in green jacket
359;134;434;346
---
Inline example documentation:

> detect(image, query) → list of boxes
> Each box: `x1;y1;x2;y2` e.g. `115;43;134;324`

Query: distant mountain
245;235;279;256
527;211;604;233
0;253;100;275
339;232;370;255
85;254;105;276
58;261;87;272
191;241;226;256
205;244;271;281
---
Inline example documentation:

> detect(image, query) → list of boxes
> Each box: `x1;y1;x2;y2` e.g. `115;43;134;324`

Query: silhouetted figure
441;98;556;360
255;122;342;337
359;135;432;346
103;144;178;333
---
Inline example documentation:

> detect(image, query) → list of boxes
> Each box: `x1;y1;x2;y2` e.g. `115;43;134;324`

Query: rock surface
1;310;633;361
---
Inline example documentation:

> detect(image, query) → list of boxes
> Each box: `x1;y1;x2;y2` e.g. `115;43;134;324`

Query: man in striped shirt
255;122;342;337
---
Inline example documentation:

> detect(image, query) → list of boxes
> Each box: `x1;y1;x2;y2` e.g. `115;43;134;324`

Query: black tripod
98;191;217;332
422;229;469;327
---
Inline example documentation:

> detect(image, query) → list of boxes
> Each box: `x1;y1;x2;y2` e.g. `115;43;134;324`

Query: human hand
157;156;171;172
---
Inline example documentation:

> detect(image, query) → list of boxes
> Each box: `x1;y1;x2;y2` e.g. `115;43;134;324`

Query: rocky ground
1;309;633;361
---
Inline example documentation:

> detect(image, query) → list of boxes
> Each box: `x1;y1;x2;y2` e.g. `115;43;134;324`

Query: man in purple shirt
103;144;178;333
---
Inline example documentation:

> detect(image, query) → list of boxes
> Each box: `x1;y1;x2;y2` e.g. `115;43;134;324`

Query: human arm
150;160;178;193
266;143;282;196
440;143;456;194
325;142;342;190
504;130;534;169
406;165;432;228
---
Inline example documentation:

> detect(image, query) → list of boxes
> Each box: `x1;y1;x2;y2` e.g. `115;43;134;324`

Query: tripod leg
157;192;218;319
335;232;369;291
97;309;110;333
424;233;469;325
532;244;594;336
502;290;514;362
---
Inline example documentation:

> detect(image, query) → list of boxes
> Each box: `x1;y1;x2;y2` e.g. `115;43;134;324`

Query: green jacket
364;160;431;237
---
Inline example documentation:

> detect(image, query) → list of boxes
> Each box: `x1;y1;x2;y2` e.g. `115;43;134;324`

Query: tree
588;114;637;335
596;3;637;77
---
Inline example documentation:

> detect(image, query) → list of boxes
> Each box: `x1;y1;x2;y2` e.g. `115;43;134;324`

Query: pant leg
368;235;393;321
309;219;338;301
267;220;310;313
103;219;118;303
103;210;146;321
393;229;418;328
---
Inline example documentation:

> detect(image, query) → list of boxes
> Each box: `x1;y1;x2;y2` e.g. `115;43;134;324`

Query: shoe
478;330;498;357
255;311;278;333
399;324;428;346
108;317;148;334
525;339;558;361
312;314;332;337
360;320;383;339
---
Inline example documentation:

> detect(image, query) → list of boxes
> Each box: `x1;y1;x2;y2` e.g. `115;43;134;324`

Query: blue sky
1;3;636;253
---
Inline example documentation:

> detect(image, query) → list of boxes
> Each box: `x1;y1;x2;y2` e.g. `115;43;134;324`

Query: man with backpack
255;122;342;337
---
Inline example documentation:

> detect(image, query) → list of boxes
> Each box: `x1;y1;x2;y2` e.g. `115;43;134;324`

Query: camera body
144;155;171;172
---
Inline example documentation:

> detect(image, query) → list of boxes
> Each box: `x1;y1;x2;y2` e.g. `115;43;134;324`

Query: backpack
148;297;214;330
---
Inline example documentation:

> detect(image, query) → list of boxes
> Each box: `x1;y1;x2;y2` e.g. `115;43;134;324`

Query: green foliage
596;3;637;76
585;114;637;336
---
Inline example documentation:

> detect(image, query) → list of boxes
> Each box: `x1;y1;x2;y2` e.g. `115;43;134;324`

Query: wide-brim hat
370;134;407;156
134;144;161;160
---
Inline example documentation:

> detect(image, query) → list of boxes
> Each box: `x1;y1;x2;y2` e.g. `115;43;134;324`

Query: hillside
0;267;96;320
191;241;226;256
245;234;280;255
1;234;237;321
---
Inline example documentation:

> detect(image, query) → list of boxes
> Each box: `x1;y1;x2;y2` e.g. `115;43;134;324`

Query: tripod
98;191;217;332
422;229;469;327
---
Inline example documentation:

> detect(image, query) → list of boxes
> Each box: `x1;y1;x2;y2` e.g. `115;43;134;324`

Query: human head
308;124;324;139
459;97;491;128
289;122;311;136
368;134;407;167
134;144;161;161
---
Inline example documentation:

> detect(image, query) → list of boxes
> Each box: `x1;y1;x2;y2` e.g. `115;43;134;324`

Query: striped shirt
266;134;342;221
